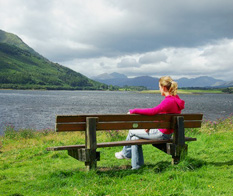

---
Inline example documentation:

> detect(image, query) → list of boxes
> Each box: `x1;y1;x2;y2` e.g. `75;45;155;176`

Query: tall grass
0;116;232;195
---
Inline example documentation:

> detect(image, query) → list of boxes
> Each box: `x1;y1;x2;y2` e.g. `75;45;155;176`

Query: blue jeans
122;129;172;169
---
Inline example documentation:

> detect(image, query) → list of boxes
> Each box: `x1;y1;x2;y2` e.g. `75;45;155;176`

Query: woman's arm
129;105;162;115
129;99;171;115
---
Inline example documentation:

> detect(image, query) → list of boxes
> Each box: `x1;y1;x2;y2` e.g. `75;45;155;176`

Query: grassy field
0;116;233;196
140;89;224;94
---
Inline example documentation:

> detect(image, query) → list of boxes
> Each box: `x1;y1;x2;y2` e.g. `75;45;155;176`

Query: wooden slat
97;122;172;130
182;114;203;120
56;123;85;132
97;114;172;122
56;120;202;132
56;114;172;123
47;137;197;151
184;121;202;128
56;122;172;132
56;113;203;123
56;115;86;123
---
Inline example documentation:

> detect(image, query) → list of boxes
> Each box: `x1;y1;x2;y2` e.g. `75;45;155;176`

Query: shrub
3;125;55;140
4;124;18;139
18;128;36;139
105;130;126;141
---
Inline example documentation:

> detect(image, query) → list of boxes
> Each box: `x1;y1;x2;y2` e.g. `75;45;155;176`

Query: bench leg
170;116;188;165
67;117;100;171
172;146;188;165
85;117;98;171
172;156;180;165
85;150;97;171
167;143;188;165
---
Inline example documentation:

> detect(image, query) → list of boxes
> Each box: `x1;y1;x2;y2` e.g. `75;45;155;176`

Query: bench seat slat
98;121;202;130
184;121;202;128
56;123;85;132
56;120;202;132
56;122;171;132
56;114;203;123
56;115;172;123
47;137;197;151
97;122;171;130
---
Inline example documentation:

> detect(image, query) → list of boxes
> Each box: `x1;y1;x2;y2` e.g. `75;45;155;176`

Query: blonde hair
159;76;178;96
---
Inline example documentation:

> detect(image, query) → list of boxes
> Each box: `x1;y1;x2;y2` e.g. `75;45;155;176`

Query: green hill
0;29;42;57
0;29;107;90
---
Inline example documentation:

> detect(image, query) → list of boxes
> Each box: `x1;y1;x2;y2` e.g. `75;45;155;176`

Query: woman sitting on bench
115;76;185;169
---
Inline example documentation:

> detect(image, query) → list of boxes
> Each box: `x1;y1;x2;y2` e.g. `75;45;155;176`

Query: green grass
178;89;223;94
0;116;233;196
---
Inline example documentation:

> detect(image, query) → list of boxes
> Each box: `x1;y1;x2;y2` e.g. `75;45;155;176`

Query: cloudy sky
0;0;233;81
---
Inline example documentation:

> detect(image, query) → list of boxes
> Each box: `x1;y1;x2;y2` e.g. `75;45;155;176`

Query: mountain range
1;29;232;90
92;73;232;90
0;29;106;90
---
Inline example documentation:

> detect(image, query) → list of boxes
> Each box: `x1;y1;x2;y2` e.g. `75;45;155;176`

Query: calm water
0;90;232;134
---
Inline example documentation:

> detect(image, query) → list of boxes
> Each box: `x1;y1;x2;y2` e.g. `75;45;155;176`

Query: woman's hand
127;112;130;114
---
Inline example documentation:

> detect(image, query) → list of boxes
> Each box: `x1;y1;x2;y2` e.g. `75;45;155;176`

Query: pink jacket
129;95;185;134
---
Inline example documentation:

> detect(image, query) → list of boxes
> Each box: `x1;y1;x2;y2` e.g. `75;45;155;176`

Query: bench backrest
56;114;203;132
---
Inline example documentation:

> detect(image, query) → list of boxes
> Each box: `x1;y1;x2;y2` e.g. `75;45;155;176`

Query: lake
0;90;232;134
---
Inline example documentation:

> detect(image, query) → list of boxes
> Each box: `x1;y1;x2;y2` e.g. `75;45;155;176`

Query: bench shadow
96;159;203;177
96;165;144;177
146;161;171;173
96;162;172;177
48;159;233;179
96;158;206;176
97;158;233;177
207;160;233;166
143;159;205;173
180;157;233;168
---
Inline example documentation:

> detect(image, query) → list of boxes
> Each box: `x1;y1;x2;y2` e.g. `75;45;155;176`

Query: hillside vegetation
0;30;107;90
0;116;232;195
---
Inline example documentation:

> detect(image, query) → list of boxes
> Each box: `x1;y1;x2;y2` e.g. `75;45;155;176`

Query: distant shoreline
0;88;231;94
139;89;225;94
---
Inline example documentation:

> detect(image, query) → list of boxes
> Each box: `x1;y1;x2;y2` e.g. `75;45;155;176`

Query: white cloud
139;51;167;64
62;38;233;81
0;0;233;81
117;58;141;68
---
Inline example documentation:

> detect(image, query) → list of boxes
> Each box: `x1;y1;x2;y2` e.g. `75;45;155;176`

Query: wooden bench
47;113;203;171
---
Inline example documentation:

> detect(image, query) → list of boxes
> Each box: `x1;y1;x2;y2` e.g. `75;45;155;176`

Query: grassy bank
0;116;233;196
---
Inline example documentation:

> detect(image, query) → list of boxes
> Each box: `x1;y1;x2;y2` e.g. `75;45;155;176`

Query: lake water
0;90;232;134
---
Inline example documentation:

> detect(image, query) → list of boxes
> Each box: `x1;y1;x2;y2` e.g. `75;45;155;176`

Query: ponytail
169;81;178;96
159;76;178;96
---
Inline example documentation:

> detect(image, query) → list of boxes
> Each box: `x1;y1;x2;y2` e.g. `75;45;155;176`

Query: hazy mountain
92;72;127;80
93;74;159;89
217;80;233;87
93;73;228;89
177;76;225;88
0;29;106;90
125;76;159;89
